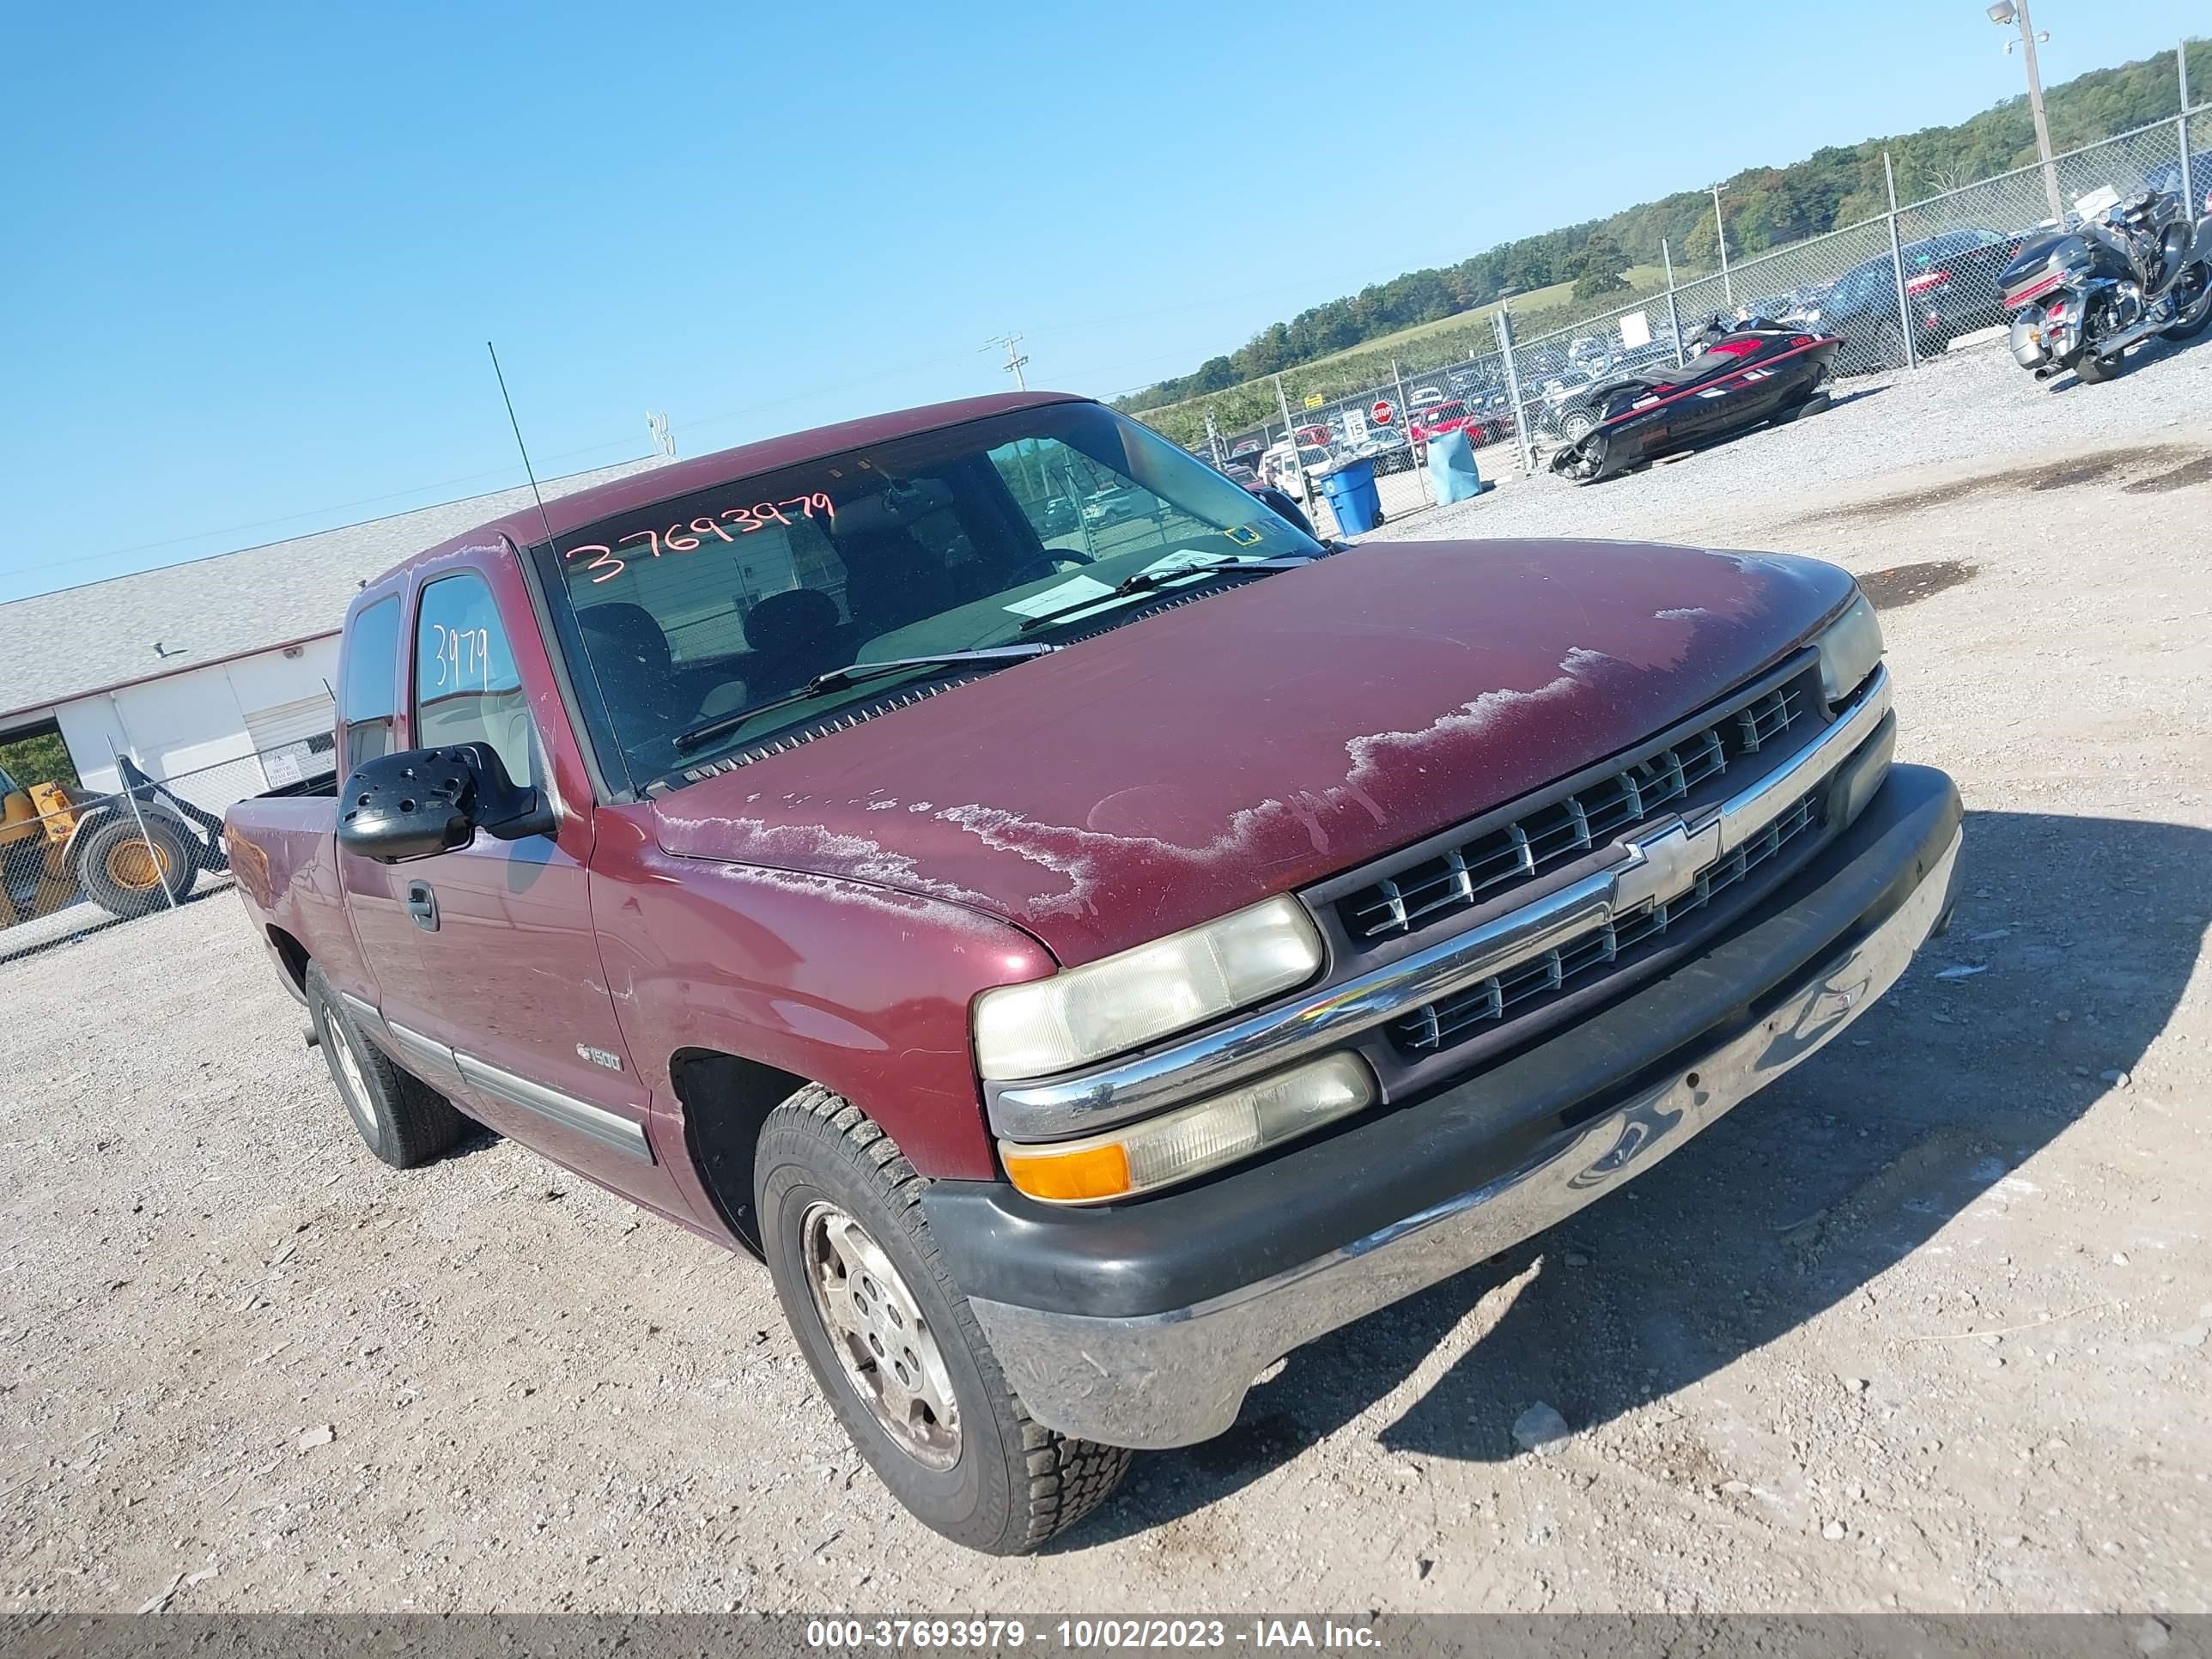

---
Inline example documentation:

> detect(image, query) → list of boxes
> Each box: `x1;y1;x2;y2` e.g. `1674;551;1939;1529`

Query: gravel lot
4;337;2209;1615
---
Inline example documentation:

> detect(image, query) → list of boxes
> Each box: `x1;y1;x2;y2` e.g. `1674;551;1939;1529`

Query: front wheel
757;1087;1131;1553
1551;433;1609;485
76;813;194;917
1557;409;1598;445
2159;264;2212;341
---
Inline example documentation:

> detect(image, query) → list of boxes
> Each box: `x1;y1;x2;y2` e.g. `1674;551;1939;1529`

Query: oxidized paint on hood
652;539;1854;965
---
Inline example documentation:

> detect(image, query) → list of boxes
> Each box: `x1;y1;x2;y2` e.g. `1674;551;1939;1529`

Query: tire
304;963;469;1168
2073;349;2120;384
1558;409;1598;444
76;812;194;918
756;1086;1132;1553
2159;264;2212;341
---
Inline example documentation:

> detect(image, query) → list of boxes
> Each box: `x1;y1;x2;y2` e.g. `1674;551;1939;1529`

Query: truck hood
651;539;1852;965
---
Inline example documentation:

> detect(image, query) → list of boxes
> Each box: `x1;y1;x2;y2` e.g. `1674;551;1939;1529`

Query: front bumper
927;764;1960;1448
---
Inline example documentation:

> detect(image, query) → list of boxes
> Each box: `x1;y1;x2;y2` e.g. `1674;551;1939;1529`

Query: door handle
404;879;440;933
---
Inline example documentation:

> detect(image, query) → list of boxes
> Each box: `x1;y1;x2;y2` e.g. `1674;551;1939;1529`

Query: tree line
1119;39;2205;422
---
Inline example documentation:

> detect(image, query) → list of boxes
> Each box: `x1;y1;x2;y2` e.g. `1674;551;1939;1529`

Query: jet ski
1547;319;1842;485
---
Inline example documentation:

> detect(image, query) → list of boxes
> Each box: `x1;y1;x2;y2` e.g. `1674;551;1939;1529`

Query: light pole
1988;1;2064;223
1711;183;1733;310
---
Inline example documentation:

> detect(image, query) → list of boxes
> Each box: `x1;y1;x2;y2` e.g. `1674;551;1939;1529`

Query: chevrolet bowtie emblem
1612;816;1723;915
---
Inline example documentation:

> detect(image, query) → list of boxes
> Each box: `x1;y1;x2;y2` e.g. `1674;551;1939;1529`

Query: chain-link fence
0;715;337;965
1209;344;1529;535
1166;79;2206;510
1495;104;2209;471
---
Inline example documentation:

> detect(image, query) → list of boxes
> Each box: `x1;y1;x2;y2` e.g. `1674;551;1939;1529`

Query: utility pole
983;332;1029;391
1988;2;2063;222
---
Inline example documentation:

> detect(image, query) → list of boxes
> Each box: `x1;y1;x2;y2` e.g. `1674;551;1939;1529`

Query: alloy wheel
799;1200;961;1469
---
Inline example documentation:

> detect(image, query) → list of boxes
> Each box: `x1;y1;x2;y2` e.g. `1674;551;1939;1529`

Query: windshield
534;401;1322;791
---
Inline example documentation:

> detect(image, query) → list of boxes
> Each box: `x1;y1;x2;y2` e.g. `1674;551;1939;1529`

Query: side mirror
336;743;556;864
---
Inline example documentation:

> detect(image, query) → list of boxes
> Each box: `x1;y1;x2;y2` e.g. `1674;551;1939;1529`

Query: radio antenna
487;341;560;550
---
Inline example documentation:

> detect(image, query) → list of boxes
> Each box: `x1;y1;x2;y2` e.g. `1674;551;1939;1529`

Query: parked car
226;389;1960;1555
1405;398;1498;452
1350;425;1416;475
1228;438;1264;462
1261;443;1337;500
1081;483;1152;526
1549;321;1842;482
1807;228;2024;370
1408;386;1446;409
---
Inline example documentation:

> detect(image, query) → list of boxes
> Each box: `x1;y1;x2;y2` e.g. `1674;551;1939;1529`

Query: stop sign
1372;398;1395;425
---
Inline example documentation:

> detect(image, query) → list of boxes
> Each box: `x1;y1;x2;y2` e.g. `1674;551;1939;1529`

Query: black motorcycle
2000;187;2212;384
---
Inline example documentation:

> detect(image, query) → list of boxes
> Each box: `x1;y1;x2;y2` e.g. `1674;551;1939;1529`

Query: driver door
394;561;684;1212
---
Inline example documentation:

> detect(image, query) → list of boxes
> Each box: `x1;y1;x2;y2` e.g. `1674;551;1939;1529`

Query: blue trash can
1426;426;1484;504
1319;458;1382;535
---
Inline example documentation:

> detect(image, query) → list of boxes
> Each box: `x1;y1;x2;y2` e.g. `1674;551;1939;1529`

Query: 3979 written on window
412;574;536;786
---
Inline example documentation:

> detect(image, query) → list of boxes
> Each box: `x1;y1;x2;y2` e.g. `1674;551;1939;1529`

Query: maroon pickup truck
224;391;1960;1553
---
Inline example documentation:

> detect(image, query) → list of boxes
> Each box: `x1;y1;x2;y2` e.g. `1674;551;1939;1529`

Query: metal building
0;459;659;812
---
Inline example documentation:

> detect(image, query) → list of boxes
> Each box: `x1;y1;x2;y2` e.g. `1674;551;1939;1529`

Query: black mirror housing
336;743;556;864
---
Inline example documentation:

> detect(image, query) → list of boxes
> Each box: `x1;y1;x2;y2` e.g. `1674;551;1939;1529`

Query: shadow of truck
1063;807;2207;1544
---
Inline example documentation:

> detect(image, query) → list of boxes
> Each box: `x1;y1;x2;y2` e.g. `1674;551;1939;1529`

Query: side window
412;573;537;786
340;597;403;770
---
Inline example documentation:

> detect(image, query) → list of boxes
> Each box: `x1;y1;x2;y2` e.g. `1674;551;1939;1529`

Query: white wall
58;635;341;812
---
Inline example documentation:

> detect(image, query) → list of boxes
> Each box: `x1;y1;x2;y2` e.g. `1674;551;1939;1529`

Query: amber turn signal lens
1000;1140;1133;1203
998;1054;1375;1206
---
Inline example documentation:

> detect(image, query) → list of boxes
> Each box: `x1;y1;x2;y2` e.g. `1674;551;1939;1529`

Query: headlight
973;895;1323;1080
1815;589;1884;703
999;1053;1375;1204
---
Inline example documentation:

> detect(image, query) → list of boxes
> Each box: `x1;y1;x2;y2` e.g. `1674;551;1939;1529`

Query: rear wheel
1557;408;1598;445
76;814;193;918
304;963;469;1168
2073;349;2120;384
2159;264;2212;341
757;1086;1132;1553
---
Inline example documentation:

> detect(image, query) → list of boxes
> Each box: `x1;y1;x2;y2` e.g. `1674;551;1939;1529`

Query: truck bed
224;794;346;997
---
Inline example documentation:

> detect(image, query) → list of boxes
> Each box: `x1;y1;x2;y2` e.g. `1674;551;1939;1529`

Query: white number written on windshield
566;493;836;584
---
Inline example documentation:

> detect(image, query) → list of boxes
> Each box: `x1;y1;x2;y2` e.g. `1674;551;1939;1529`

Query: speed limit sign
1372;398;1395;425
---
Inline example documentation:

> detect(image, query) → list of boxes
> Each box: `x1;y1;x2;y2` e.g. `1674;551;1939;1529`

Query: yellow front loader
0;761;209;928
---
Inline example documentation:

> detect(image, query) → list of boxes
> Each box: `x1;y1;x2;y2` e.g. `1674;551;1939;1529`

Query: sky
3;0;2202;604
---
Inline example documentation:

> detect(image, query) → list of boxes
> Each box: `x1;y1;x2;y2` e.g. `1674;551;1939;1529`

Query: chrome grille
1340;682;1807;942
1391;792;1820;1054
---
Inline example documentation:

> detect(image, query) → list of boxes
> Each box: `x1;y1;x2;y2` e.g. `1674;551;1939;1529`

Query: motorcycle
1547;319;1840;485
2000;187;2212;384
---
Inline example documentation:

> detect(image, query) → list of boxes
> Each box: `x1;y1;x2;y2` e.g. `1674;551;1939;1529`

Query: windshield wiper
672;645;1059;755
1015;556;1316;635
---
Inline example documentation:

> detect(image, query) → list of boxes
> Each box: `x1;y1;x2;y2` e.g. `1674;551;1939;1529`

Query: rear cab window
339;596;404;770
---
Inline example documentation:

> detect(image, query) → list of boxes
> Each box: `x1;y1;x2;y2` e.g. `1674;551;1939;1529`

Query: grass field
1298;264;1669;370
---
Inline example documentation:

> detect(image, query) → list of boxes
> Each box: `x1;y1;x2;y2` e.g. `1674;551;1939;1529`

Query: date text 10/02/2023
565;492;836;584
801;1619;1380;1650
